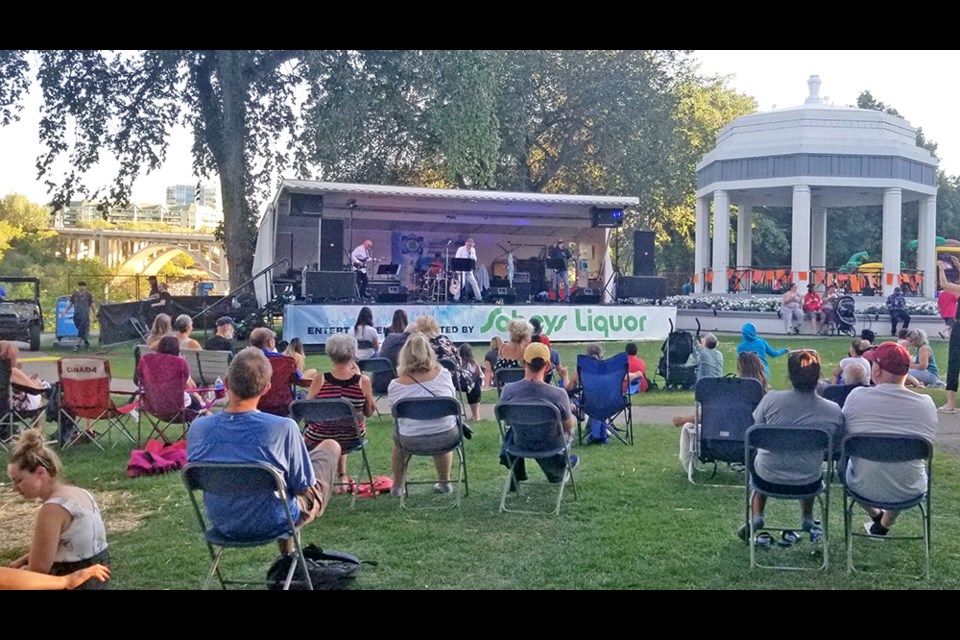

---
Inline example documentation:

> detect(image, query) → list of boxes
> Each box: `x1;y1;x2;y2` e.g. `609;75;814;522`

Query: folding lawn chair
130;316;150;344
841;434;932;579
182;461;314;590
438;357;468;417
494;367;525;397
744;424;833;571
495;401;578;516
357;357;395;421
289;398;375;508
687;376;764;485
57;357;138;450
0;360;47;451
258;354;300;417
181;348;232;387
136;351;199;446
392;396;468;509
573;351;633;445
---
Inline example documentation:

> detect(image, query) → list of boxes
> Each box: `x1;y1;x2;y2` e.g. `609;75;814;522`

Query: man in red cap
842;341;937;537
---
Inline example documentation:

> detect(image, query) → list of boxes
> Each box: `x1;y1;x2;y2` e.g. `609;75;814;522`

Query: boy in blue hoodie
736;322;788;379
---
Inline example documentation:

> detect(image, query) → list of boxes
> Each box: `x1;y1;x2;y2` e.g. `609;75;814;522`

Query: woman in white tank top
6;430;109;589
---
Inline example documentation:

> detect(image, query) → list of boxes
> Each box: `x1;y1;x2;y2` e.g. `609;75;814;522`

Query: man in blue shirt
187;347;340;551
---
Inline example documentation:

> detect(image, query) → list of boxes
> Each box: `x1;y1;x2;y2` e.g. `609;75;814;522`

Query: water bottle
214;377;225;400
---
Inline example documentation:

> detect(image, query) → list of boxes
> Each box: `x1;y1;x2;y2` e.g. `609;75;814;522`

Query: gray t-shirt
697;346;724;380
752;389;844;485
371;331;409;393
499;379;572;425
842;383;937;502
69;290;95;319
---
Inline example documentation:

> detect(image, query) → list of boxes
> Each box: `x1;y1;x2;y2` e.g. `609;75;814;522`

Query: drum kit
413;267;459;302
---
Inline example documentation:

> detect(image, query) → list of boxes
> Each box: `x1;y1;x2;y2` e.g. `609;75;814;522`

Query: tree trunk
216;51;254;292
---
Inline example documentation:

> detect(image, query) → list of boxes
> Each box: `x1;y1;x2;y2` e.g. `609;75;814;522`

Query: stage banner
284;304;677;345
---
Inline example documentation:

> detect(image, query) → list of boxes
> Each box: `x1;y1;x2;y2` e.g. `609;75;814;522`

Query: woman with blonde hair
906;329;943;387
495;318;532;372
147;313;172;349
414;315;460;367
483;336;504;390
283;337;317;379
387;334;460;496
6;429;109;589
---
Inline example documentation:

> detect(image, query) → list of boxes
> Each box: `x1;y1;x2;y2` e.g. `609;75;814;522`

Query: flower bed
659;295;939;316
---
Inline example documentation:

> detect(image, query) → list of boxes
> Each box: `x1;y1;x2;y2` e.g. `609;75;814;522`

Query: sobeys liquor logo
480;307;647;338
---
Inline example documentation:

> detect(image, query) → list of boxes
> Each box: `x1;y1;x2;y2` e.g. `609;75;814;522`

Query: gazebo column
736;203;753;269
882;187;902;297
711;190;730;294
694;196;710;293
918;195;937;297
810;205;827;285
791;185;811;285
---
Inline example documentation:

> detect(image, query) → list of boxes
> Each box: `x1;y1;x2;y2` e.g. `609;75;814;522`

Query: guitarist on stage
351;239;374;300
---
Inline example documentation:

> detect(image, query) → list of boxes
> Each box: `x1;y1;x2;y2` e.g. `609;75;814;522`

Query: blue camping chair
573;351;633;445
688;376;765;485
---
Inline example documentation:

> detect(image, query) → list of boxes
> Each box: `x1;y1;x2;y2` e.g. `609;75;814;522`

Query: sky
1;50;958;207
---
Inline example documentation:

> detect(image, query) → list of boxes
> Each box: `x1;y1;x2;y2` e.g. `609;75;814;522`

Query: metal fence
65;275;230;304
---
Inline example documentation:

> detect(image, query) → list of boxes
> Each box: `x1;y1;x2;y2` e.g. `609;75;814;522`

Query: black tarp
97;296;255;346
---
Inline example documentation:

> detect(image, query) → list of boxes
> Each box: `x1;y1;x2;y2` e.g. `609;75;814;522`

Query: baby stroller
829;295;857;337
657;318;699;390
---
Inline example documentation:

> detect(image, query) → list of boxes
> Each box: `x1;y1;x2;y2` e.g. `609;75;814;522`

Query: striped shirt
304;373;366;449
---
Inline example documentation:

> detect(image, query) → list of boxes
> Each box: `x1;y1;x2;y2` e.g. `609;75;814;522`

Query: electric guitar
448;274;462;296
353;256;383;272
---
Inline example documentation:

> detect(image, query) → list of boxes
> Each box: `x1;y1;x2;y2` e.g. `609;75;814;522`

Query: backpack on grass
266;544;374;590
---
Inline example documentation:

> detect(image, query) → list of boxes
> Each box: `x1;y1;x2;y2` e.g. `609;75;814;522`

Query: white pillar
882;187;903;297
791;185;811;285
736;203;753;269
694;196;709;293
711;190;730;294
811;207;827;269
919;195;937;297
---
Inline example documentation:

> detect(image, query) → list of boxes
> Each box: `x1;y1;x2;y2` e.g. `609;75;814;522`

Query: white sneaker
433;482;453;494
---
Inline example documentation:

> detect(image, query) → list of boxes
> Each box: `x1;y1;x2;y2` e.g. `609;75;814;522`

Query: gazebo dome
697;75;937;207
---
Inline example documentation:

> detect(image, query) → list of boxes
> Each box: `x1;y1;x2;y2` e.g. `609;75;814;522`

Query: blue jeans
554;270;569;301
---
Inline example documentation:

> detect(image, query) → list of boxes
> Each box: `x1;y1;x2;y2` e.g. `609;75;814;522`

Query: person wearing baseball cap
205;316;236;352
498;341;578;484
842;341;937;538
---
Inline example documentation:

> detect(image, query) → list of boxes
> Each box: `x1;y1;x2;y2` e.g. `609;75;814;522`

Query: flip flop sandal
334;476;356;495
778;530;801;547
754;532;774;548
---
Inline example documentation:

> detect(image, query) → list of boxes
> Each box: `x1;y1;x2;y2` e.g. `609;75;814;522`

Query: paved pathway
20;350;960;455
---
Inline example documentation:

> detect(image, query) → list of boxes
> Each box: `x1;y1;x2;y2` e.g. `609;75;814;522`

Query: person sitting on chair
187;347;341;552
250;327;308;382
738;350;843;542
624;342;649;393
174;314;203;351
499;342;578;483
147;313;173;350
830;337;872;385
842;341;937;537
387;334;460;496
303;334;375;494
205;316;235;352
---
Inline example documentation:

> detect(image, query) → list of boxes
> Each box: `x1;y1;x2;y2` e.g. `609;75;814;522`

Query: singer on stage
454;238;482;302
549;239;572;302
352;239;373;299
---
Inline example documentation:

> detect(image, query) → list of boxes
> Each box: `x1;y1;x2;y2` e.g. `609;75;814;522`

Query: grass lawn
2;332;957;589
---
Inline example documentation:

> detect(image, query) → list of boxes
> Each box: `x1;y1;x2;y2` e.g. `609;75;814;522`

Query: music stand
546;258;566;271
376;264;400;276
451;258;476;272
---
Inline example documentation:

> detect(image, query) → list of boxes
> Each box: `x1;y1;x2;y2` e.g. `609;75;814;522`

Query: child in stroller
828;295;858;336
657;318;700;389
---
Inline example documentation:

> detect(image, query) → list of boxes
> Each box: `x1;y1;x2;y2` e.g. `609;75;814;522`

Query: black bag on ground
266;543;369;590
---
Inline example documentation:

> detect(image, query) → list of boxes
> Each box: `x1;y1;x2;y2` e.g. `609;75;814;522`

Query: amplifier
484;286;517;304
373;284;409;303
617;275;667;300
512;271;531;283
303;270;356;301
571;287;601;304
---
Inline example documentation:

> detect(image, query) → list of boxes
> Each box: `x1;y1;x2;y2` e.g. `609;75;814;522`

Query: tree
0;50;316;290
0;193;50;232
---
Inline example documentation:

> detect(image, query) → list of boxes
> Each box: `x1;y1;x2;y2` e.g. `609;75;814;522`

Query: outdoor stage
283;302;677;346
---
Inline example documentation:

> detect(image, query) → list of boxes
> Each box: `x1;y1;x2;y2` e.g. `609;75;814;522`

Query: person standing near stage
454;238;482;302
61;281;96;351
351;239;374;300
549;239;572;302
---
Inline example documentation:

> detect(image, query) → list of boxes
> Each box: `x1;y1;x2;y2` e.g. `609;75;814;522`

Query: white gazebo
695;75;939;297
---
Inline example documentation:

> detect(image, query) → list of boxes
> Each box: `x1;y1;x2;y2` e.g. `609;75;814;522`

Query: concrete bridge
57;227;228;282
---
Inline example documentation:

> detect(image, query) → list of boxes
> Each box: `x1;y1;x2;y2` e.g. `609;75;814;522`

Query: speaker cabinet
484;286;517;304
303;270;356;300
289;193;324;216
374;285;409;303
617;275;667;300
633;230;656;276
571;287;601;304
591;207;625;228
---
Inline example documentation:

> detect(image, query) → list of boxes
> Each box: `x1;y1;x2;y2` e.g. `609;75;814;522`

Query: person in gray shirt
739;349;843;541
696;333;724;380
498;342;576;483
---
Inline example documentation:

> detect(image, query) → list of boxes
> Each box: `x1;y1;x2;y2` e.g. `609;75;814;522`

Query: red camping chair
137;352;200;446
57;357;138;450
258;354;301;417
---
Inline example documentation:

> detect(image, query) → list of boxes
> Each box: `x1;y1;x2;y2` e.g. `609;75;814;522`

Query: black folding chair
289;398;375;508
494;367;525;397
182;462;313;590
438;357;468;417
495;402;578;516
688;376;764;485
357;357;396;421
841;434;932;579
392;396;468;509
